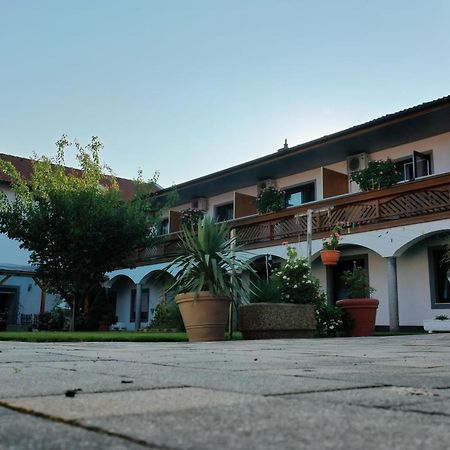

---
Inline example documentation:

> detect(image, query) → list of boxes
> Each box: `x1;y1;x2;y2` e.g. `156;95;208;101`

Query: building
109;95;450;331
0;153;137;329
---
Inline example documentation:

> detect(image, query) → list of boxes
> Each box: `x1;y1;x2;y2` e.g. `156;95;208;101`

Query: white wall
397;237;450;326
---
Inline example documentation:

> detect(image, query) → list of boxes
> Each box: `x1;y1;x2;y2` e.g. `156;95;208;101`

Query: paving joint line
264;384;392;397
345;400;450;419
0;385;191;400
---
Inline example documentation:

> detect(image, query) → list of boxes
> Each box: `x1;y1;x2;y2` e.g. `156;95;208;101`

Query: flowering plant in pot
336;267;378;336
180;208;204;229
254;186;285;214
350;158;401;191
320;223;343;265
165;216;254;342
239;247;319;339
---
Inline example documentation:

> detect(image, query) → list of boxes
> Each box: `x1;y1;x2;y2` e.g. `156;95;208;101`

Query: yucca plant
165;216;255;300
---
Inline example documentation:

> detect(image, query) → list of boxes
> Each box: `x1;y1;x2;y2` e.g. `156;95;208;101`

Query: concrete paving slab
1;334;450;450
2;387;261;420
0;407;152;450
0;363;181;398
81;397;450;450
29;359;374;395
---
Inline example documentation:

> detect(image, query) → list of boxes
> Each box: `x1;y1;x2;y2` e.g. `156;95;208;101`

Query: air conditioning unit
257;178;277;193
347;153;370;173
191;197;208;211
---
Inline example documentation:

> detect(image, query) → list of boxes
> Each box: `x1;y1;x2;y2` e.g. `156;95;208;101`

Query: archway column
386;257;399;331
135;283;142;331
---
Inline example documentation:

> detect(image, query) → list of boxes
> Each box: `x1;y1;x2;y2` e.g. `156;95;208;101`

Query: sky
1;0;450;187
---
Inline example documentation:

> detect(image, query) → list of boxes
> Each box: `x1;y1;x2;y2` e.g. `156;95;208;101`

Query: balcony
134;172;450;265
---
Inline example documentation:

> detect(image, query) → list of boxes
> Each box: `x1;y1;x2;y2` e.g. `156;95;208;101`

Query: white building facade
110;96;450;331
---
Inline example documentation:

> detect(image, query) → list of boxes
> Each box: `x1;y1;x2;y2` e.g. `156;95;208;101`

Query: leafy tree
0;136;166;330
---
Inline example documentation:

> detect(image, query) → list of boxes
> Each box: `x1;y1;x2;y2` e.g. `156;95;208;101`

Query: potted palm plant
320;223;343;265
165;216;254;342
336;267;378;336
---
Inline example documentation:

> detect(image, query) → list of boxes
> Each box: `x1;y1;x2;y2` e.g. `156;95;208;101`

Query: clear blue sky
1;0;449;187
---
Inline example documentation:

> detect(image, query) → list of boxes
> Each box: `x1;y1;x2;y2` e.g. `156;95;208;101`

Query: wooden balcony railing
134;172;450;264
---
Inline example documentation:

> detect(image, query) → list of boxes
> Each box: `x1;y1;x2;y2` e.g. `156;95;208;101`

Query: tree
0;136;166;330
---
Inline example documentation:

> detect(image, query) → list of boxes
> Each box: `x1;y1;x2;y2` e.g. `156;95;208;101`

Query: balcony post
387;257;399;332
135;283;142;331
307;209;313;266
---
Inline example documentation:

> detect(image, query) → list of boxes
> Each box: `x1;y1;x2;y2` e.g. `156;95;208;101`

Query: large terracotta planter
238;303;317;339
336;298;379;336
320;250;341;265
175;292;230;342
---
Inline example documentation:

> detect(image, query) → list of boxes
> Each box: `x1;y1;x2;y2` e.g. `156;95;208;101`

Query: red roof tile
0;153;138;200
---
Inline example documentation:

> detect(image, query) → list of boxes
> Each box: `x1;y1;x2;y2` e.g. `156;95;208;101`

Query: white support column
135;283;142;331
387;257;399;332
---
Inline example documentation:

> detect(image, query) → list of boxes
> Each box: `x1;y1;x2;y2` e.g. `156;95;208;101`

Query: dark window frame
428;246;450;309
284;181;316;208
159;218;169;236
214;202;234;222
394;150;433;182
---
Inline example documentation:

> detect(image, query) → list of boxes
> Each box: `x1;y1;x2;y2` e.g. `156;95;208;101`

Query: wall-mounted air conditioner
346;153;370;174
257;178;277;193
191;197;208;211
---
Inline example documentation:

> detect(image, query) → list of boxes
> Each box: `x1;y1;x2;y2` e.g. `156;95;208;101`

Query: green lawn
0;331;244;342
0;331;189;342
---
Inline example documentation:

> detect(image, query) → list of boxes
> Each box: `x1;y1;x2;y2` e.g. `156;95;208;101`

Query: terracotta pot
238;303;317;339
175;292;231;342
320;250;341;265
336;298;379;336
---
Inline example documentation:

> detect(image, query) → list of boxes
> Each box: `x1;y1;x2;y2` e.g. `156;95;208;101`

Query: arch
393;229;450;257
247;253;285;280
104;274;134;289
139;269;174;286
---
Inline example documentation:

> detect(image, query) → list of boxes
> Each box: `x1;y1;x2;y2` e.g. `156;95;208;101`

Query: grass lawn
0;331;244;342
0;331;189;342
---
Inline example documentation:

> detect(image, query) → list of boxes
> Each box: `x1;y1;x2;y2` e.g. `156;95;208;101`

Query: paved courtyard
1;334;450;449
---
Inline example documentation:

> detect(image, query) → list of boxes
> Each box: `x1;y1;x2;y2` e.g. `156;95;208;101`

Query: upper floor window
159;218;169;235
284;182;315;208
394;151;432;182
215;202;234;222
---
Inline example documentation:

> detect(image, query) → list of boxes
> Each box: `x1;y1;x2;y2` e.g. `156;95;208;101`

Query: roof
158;94;450;204
0;153;138;200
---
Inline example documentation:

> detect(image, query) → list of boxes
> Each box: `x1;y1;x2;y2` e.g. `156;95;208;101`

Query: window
394;151;432;182
159;218;169;235
284;182;315;208
130;289;150;322
215;203;234;222
429;248;450;308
